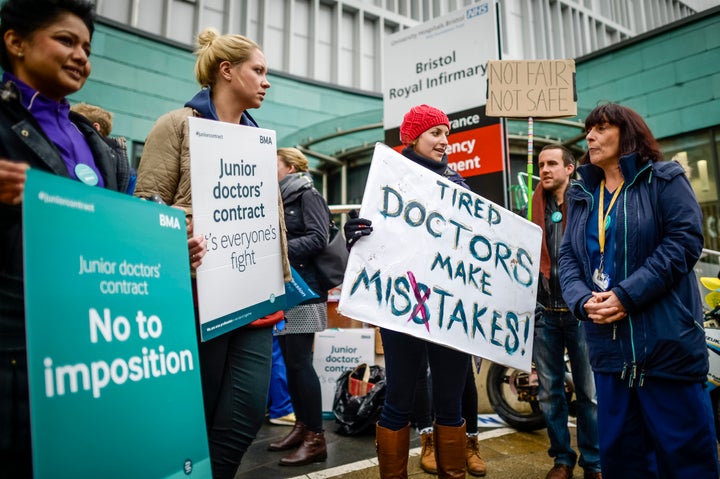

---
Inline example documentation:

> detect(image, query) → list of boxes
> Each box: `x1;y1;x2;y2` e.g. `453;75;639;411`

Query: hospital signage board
382;2;506;203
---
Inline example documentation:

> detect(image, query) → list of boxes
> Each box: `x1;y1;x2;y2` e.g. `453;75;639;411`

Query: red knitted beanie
399;104;450;145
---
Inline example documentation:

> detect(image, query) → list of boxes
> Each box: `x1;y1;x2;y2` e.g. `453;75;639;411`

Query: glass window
660;130;719;251
131;142;144;170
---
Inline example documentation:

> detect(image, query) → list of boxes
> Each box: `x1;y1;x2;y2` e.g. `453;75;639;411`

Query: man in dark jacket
530;145;600;479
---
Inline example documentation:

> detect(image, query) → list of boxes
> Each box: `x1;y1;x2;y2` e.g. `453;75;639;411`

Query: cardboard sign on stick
338;144;542;371
486;59;577;118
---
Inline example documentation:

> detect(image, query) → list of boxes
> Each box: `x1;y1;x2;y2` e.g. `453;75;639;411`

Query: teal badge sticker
74;163;99;186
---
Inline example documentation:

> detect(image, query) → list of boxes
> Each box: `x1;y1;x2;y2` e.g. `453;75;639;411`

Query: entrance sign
486;59;577;118
189;117;285;340
338;144;541;371
382;1;506;203
23;170;210;478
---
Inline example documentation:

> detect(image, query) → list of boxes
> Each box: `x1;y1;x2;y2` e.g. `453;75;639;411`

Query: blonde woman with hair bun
135;27;288;479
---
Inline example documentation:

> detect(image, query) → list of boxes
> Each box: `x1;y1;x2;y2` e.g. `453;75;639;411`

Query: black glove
344;209;373;251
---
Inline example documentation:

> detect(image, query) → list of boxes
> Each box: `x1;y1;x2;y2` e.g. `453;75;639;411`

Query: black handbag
332;364;386;436
313;222;349;291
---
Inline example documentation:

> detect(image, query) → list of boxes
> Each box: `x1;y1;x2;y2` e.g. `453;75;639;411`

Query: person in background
344;104;480;479
134;28;287;479
559;103;719;478
413;363;437;474
71;101;136;194
530;144;601;479
0;0;203;476
267;146;329;466
267;335;296;426
70;101;112;136
415;355;486;477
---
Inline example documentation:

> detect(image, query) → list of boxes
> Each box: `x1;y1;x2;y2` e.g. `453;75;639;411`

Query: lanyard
597;179;624;254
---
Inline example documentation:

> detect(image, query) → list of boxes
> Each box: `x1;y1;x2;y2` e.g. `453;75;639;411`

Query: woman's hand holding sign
344;209;373;250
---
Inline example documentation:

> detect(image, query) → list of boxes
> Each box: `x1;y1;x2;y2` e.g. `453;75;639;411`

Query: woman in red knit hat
345;104;482;479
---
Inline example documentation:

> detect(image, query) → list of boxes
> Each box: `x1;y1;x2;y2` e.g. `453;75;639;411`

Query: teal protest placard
23;170;210;478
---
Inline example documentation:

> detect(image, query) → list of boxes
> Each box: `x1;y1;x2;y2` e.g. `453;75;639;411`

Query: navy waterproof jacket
559;153;709;384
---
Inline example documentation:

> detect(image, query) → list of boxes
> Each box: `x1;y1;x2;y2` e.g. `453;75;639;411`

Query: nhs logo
159;213;181;230
466;3;488;19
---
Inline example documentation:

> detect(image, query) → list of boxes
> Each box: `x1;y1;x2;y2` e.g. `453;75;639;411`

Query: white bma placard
338;144;541;371
189;117;285;340
313;328;376;413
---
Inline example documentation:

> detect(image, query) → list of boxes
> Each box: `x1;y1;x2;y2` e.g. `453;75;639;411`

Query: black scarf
279;171;314;203
401;146;449;176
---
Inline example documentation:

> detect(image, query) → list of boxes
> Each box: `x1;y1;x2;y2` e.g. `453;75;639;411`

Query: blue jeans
379;328;468;431
533;309;600;472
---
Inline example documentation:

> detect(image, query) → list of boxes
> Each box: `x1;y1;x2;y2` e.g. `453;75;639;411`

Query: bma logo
160;213;181;229
466;3;488;18
260;135;273;144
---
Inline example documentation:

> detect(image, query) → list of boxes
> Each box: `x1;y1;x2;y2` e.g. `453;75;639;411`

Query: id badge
592;268;610;291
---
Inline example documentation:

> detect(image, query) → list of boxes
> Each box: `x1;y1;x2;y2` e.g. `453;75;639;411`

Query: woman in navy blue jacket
558;103;718;478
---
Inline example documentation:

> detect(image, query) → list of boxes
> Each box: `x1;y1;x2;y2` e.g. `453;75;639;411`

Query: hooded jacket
134;88;258;213
134;88;290;281
559;153;708;383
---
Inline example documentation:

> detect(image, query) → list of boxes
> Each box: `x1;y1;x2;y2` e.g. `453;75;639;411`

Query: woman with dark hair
0;0;205;476
559;103;719;477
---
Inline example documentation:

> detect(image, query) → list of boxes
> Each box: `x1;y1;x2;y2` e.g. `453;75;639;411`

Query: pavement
234;415;592;479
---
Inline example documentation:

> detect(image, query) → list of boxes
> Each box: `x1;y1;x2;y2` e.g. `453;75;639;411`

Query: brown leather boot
434;421;467;479
419;431;438;474
376;422;410;479
267;421;304;451
465;435;487;476
278;429;327;466
545;464;573;479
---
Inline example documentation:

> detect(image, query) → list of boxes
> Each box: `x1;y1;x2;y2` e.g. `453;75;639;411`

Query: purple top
4;72;104;187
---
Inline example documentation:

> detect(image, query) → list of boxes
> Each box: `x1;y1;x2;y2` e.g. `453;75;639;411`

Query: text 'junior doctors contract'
189;117;286;340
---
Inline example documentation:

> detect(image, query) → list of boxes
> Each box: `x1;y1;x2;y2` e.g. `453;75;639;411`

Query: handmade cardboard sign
338;144;541;371
189;117;286;340
486;59;577;118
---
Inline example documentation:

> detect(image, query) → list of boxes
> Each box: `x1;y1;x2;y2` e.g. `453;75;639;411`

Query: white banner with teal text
338;144;541;371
